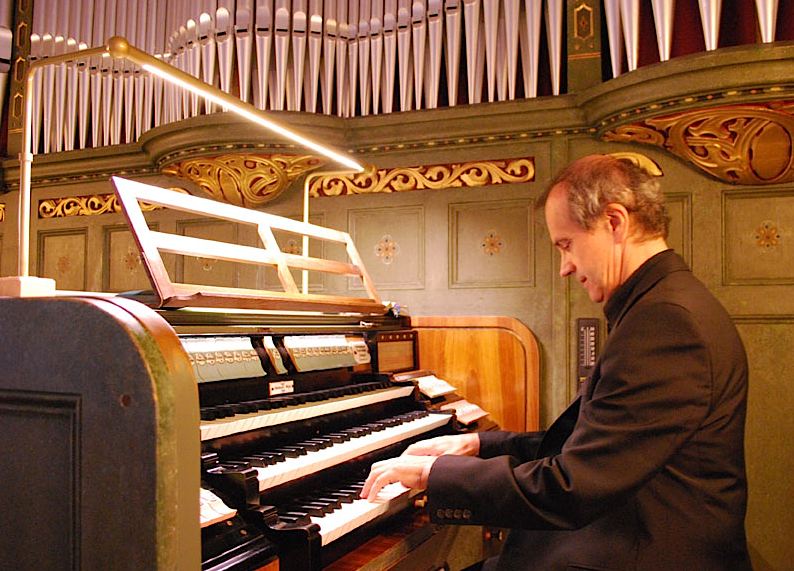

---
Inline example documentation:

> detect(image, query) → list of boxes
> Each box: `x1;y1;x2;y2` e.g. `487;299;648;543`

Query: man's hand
360;455;437;501
361;434;480;501
402;433;480;457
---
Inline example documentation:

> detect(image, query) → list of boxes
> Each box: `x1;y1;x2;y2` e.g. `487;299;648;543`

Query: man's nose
560;258;574;278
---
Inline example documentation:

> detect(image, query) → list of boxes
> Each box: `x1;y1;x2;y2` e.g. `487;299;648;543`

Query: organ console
0;179;520;570
0;292;502;570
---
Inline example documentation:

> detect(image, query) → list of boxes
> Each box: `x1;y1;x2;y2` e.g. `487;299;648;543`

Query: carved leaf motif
162;154;328;207
603;103;794;185
38;191;187;219
308;158;535;196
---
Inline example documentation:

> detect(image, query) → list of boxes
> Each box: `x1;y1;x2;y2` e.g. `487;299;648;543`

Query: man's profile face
544;184;622;304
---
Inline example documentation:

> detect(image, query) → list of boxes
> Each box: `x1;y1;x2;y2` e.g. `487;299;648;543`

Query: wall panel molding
449;199;535;289
103;224;159;293
722;189;794;285
665;192;693;267
348;206;425;290
36;228;88;291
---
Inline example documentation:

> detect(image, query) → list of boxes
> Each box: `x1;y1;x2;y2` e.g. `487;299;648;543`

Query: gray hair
539;154;669;239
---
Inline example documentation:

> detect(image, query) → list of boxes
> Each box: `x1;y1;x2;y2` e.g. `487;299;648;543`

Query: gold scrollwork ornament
38;190;187;219
309;158;535;197
604;103;794;185
162;154;328;207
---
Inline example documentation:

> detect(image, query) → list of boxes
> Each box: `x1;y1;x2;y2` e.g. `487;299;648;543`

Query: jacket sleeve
478;430;545;461
427;301;713;530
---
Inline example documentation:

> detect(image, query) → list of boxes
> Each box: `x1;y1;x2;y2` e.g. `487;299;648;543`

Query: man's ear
604;203;631;241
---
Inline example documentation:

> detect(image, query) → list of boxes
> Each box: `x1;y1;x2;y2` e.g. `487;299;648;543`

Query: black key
279;514;308;524
280;511;312;523
326;432;351;443
256;451;285;463
306;496;342;510
293;441;320;452
300;501;335;514
326;491;356;503
216;404;236;418
273;447;302;458
242;455;272;467
252;399;272;410
200;408;217;421
305;438;333;449
286;503;328;516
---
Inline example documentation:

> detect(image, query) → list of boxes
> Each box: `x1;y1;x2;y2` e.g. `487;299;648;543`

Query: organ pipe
21;0;780;154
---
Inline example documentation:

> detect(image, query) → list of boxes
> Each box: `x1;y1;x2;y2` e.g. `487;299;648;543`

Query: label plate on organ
269;379;295;396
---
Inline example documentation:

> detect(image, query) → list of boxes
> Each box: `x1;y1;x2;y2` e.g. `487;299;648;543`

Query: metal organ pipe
22;0;782;154
619;0;639;72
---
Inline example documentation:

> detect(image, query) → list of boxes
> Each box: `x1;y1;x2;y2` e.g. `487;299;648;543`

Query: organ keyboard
172;310;464;570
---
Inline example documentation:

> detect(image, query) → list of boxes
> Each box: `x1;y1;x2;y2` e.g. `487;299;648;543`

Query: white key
200;385;415;441
311;482;419;545
253;412;450;491
200;487;238;527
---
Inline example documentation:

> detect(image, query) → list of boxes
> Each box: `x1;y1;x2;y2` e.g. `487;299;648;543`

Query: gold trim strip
308;157;535;197
568;52;601;61
38;191;186;219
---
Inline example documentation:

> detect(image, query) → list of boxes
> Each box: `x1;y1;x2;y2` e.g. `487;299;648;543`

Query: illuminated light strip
139;61;363;173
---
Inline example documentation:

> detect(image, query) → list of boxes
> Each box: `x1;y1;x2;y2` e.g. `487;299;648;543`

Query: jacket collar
603;249;689;332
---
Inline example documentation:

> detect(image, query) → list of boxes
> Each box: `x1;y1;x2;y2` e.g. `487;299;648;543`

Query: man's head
540;154;670;303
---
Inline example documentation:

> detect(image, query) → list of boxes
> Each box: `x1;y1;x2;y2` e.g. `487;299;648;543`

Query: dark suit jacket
427;250;751;570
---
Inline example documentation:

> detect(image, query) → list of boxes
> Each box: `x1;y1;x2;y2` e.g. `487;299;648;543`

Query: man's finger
365;472;391;502
361;466;383;499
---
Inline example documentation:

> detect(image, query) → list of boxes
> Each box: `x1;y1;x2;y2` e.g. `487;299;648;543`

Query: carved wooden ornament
38;190;188;218
162;154;328;207
308;158;535;197
603;102;794;185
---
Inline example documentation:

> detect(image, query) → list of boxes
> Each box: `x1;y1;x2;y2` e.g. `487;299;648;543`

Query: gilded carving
38;190;187;218
0;203;5;222
162;154;328;207
608;152;664;176
603;102;794;185
309;157;535;197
